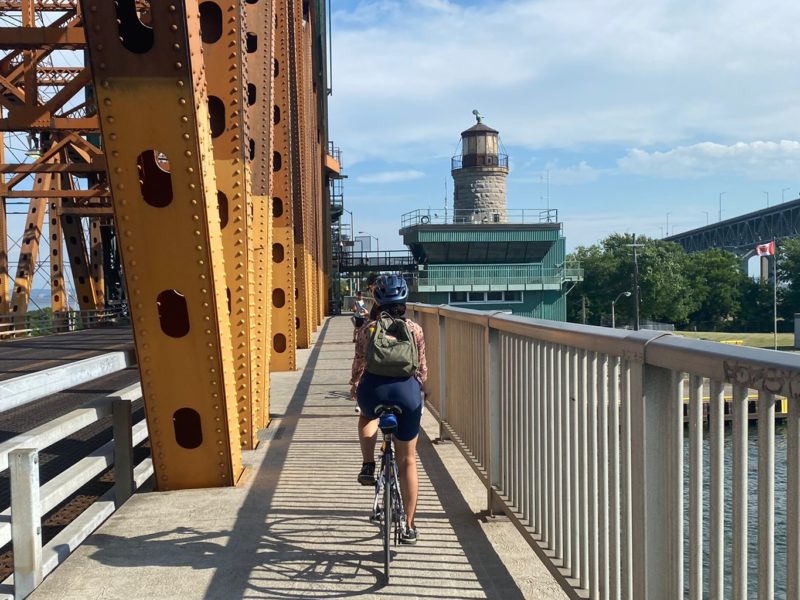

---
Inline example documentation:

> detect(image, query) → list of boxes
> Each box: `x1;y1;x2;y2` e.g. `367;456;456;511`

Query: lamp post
763;191;770;207
358;231;380;253
718;191;726;222
782;187;791;203
666;212;671;237
611;291;631;329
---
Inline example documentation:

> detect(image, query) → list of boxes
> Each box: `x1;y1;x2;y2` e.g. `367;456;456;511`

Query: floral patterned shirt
350;318;427;397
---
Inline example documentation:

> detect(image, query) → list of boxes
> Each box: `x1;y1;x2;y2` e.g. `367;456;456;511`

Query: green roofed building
400;114;582;320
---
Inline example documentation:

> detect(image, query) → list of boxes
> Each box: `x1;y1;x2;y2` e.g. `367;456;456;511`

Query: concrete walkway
30;317;566;599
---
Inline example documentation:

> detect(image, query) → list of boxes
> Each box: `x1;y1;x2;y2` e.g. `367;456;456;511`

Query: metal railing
417;264;583;288
407;303;800;600
401;207;559;228
0;381;151;599
451;153;509;170
0;305;129;339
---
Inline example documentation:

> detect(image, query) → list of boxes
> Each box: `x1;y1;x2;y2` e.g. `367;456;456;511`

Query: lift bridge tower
400;112;582;321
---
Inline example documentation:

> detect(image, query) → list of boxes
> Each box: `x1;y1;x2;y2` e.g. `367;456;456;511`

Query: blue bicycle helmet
373;274;409;306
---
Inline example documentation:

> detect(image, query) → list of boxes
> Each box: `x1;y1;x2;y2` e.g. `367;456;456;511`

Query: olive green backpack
364;313;419;377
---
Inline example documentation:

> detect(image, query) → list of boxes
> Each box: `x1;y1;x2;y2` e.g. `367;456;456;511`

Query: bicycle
370;405;406;583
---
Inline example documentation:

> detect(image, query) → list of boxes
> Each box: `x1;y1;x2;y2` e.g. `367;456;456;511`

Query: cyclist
350;274;427;545
350;290;368;342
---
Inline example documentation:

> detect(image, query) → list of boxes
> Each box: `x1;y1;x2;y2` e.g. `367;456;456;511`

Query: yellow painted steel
9;170;52;322
61;208;97;311
203;0;257;449
48;197;68;313
246;0;275;432
79;0;242;488
269;0;298;372
288;0;314;347
0;138;6;315
89;217;105;308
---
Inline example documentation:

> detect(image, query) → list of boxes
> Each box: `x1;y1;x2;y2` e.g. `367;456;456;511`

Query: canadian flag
756;241;776;256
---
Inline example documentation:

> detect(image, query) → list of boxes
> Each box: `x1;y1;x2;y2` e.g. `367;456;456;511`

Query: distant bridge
666;197;800;256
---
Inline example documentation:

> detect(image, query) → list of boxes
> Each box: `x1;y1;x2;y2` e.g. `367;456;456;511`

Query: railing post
630;359;682;600
11;448;42;599
486;322;504;515
438;308;449;442
113;399;134;507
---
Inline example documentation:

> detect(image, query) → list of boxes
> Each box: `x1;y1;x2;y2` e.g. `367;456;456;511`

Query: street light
358;231;380;253
611;291;631;329
666;212;671;236
718;192;726;222
763;191;770;207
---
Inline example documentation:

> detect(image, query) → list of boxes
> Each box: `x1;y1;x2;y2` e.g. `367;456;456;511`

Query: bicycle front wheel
383;470;392;582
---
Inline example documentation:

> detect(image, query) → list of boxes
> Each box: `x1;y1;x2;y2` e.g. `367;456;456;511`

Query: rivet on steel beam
186;167;194;173
117;184;125;190
171;24;178;31
112;150;119;157
185;151;193;157
103;98;111;106
181;116;189;123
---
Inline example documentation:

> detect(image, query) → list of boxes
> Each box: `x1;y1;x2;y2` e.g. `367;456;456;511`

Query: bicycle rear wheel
383;467;392;582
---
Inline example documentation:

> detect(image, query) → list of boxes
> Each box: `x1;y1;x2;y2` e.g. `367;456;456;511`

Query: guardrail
0;382;151;600
416;264;584;288
408;303;800;600
0;306;129;340
400;207;559;228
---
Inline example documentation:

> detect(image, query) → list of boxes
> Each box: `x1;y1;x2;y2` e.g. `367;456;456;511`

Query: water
684;422;790;598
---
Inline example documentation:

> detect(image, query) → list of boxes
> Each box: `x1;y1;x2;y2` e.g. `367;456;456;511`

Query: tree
685;249;749;330
567;234;699;326
778;237;800;323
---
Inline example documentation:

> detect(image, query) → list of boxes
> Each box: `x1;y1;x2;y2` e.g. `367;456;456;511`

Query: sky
328;0;800;253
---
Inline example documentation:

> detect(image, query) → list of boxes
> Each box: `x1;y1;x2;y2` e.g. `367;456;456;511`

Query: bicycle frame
372;424;406;582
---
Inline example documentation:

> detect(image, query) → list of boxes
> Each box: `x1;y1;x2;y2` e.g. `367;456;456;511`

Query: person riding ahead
350;274;427;545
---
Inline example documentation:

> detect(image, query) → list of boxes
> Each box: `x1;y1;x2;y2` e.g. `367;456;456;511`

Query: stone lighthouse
451;110;509;223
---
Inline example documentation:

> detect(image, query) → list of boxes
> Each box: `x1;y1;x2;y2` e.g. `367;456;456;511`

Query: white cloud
330;0;800;162
618;140;800;180
355;170;426;184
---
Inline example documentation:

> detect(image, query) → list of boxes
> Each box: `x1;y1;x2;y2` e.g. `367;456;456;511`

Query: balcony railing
415;263;583;288
451;153;508;171
407;303;800;599
401;207;558;228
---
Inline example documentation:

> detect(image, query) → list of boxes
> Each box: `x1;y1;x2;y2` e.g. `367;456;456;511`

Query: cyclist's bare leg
358;415;378;463
394;435;419;528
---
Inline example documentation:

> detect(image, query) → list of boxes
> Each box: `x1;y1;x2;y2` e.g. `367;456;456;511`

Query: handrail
407;302;800;600
0;380;151;598
0;305;129;340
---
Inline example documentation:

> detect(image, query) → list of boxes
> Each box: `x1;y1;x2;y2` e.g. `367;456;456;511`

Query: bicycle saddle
374;405;402;434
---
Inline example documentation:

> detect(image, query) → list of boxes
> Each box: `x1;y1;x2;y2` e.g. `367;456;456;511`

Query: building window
449;291;524;304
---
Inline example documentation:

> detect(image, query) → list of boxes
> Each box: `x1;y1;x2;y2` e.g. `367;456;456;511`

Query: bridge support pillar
80;0;244;489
